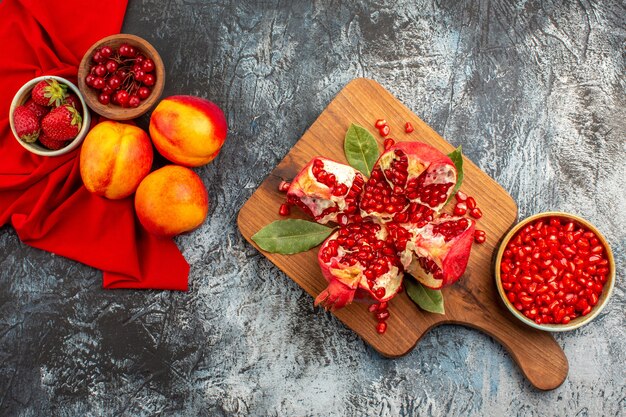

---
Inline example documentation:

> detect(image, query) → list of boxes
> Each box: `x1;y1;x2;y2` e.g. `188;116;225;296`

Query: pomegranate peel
287;156;364;224
400;216;475;289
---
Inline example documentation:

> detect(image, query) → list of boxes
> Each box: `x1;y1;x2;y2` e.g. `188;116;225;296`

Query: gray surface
1;0;625;416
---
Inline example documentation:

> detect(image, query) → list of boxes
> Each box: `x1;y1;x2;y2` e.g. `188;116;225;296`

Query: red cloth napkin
0;0;189;290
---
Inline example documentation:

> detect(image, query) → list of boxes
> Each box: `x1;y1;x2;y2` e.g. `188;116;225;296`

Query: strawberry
63;93;81;110
31;79;67;107
13;106;40;143
41;105;82;141
38;133;69;150
24;99;50;120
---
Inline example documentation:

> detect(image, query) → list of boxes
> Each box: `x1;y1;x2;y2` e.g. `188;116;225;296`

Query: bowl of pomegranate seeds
9;75;91;156
77;34;165;120
495;212;615;331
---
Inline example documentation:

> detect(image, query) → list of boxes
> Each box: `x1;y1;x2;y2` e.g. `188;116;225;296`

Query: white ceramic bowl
9;75;91;156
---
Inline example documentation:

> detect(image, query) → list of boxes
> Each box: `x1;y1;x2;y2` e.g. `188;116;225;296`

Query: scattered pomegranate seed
376;321;387;334
383;138;395;150
279;203;290;216
470;207;483;219
405;122;414;133
368;303;379;312
499;216;609;325
466;196;477;210
278;180;291;192
379;125;390;137
455;190;468;202
453;202;467;216
374;119;387;129
474;229;486;244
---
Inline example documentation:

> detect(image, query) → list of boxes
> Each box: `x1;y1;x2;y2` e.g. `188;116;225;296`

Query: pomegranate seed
368;304;379;312
469;207;483;219
376;321;387;334
453;202;467;216
405;122;414;133
374;119;387;129
278;180;291;192
279;203;290;216
379;125;390;137
384;138;395;150
455;191;468;202
474;230;486;244
376;310;390;321
500;216;608;325
466;196;477;210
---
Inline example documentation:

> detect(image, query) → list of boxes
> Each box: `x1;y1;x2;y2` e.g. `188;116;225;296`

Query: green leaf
405;279;445;314
446;145;464;204
344;123;380;177
252;220;335;254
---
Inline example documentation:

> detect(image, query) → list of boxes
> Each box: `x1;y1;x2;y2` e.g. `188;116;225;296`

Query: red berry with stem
137;86;151;100
102;85;113;95
108;76;121;90
142;58;155;72
92;51;105;63
134;70;146;82
98;93;110;105
100;45;113;58
92;77;105;90
93;64;107;77
105;60;118;73
128;95;141;108
143;74;156;86
115;90;129;106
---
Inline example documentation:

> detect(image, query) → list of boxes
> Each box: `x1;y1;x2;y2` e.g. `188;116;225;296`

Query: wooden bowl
77;34;165;120
495;212;615;332
9;75;91;156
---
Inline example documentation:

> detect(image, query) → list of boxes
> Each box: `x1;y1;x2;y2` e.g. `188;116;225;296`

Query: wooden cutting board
237;78;568;390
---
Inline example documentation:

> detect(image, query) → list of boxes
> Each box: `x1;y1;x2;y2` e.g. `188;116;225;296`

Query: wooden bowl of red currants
77;34;165;120
495;212;615;332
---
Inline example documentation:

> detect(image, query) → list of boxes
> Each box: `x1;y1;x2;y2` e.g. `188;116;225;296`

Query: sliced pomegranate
287;157;365;224
360;142;456;224
399;216;475;289
315;222;403;310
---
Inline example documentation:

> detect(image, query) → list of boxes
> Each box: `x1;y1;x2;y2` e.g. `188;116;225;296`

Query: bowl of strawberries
10;75;91;156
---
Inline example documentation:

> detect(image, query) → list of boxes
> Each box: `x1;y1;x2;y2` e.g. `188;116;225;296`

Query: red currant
105;60;118;73
93;64;107;77
92;51;105;63
143;74;156;86
119;43;134;57
100;45;113;58
108;76;121;90
128;95;141;108
138;86;151;99
98;93;110;105
92;77;106;89
142;58;155;72
115;90;130;106
85;74;95;86
102;85;114;95
134;70;146;82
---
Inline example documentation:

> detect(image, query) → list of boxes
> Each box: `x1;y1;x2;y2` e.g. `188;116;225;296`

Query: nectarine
149;95;227;167
80;121;153;199
134;165;209;237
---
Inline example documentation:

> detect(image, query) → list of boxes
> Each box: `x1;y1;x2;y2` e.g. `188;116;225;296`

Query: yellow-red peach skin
134;165;209;237
80;121;153;199
149;95;227;167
